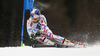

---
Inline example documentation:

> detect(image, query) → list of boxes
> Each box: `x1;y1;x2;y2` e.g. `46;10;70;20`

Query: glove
30;34;35;40
35;30;43;37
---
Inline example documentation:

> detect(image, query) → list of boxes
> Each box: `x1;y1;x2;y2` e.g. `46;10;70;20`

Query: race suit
27;15;65;43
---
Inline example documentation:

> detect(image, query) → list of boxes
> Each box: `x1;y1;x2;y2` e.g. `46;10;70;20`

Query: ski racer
27;9;69;45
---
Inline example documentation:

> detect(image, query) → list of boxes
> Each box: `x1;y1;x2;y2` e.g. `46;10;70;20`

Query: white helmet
30;9;41;23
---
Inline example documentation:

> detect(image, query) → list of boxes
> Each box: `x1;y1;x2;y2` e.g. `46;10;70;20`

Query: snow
0;45;100;56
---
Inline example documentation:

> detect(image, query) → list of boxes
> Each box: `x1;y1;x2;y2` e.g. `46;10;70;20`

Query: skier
27;9;69;46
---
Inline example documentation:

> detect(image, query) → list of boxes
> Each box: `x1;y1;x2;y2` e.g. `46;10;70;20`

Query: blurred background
0;0;100;47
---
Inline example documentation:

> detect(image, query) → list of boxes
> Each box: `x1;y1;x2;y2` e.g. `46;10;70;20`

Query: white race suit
27;15;65;44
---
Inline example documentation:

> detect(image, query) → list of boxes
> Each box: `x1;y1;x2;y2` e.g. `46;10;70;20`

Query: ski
32;44;55;48
55;38;87;48
32;44;74;48
32;37;87;48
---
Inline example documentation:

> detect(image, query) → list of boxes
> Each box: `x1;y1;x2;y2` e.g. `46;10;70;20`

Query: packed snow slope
0;44;100;56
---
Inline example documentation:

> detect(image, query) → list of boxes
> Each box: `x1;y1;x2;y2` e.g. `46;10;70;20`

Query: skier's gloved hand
35;30;43;37
30;34;35;40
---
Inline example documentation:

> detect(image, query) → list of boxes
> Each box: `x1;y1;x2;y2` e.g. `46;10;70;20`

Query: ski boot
43;38;55;45
63;39;75;47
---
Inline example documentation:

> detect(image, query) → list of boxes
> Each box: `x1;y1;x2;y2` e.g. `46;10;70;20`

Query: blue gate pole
21;0;26;47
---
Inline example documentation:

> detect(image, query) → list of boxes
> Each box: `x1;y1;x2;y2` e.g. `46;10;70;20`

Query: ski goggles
31;18;38;21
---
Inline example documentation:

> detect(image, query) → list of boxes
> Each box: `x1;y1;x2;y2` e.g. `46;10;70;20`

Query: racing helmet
30;9;41;22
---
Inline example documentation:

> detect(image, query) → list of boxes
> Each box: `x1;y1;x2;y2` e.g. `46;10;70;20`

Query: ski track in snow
0;45;100;56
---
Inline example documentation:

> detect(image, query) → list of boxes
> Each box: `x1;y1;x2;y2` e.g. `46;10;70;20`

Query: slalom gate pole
21;0;25;47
